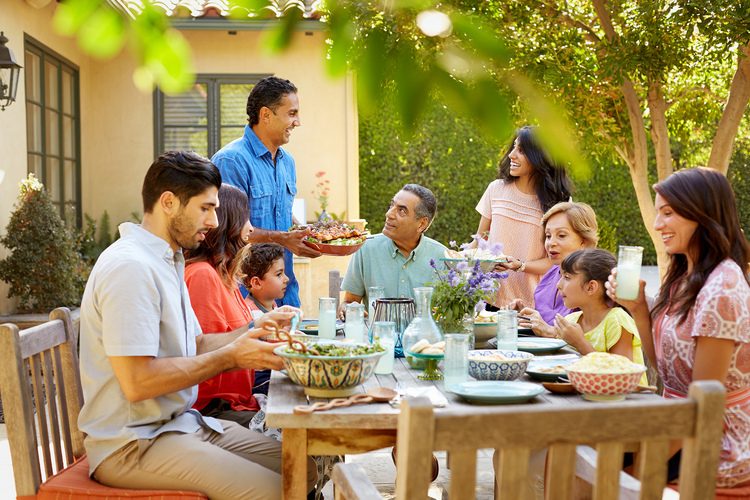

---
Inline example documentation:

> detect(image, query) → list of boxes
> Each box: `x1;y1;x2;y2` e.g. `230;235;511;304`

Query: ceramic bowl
473;321;497;348
467;349;534;381
274;341;384;397
566;366;647;401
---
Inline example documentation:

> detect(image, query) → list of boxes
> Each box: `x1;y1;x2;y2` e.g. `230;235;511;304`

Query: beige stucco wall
0;2;358;314
0;0;93;314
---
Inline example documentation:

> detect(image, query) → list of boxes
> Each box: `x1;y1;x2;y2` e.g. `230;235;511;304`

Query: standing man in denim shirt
212;76;320;307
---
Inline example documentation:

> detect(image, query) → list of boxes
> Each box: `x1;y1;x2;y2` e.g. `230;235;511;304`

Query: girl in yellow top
550;248;647;385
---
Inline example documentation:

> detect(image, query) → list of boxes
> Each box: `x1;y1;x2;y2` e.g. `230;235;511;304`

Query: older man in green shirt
340;184;446;314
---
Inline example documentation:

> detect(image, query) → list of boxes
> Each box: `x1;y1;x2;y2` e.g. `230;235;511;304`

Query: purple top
534;265;571;323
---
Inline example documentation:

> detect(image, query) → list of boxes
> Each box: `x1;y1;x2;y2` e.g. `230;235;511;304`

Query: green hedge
359;98;660;263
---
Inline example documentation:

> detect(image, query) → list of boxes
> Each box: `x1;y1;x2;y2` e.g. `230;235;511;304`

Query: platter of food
526;358;575;381
440;248;508;273
294;221;368;256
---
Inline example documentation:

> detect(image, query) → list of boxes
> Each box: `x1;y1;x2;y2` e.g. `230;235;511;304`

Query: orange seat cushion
21;456;208;500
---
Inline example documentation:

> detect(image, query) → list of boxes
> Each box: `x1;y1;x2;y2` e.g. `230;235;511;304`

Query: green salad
283;340;385;357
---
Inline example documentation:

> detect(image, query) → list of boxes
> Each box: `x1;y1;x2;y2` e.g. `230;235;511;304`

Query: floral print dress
653;259;750;487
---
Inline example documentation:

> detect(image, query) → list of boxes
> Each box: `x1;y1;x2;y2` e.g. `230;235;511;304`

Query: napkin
389;386;449;408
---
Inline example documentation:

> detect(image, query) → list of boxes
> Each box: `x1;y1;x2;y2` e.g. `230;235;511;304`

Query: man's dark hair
142;151;221;213
240;243;286;284
402;184;438;222
246;76;298;126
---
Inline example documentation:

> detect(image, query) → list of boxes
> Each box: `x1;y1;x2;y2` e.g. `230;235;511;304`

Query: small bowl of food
565;352;647;402
467;349;534;381
473;310;498;348
274;340;385;397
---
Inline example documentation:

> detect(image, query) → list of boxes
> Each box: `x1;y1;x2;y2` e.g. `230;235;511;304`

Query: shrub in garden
0;174;83;312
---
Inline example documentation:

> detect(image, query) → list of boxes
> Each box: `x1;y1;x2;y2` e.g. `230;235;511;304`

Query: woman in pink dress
475;126;573;306
609;167;750;489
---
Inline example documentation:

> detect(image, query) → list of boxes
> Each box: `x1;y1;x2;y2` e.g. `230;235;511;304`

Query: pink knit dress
476;179;545;306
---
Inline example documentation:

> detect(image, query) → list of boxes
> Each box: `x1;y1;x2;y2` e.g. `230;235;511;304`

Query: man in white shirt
78;151;316;499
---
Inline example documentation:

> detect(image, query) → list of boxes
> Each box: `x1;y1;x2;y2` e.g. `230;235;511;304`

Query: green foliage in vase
0;175;84;312
428;255;505;334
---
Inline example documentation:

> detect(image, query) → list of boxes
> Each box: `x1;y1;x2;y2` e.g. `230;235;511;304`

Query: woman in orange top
475;126;573;306
184;183;259;425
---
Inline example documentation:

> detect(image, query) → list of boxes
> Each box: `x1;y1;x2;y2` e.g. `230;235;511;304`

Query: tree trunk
647;80;673;181
708;42;750;174
619;80;669;273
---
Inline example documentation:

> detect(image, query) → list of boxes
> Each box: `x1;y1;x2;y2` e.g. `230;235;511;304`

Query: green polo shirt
342;233;447;302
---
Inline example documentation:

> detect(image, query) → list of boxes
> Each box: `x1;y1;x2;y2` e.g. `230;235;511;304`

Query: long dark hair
185;183;249;288
561;249;616;305
498;126;573;212
651;167;750;321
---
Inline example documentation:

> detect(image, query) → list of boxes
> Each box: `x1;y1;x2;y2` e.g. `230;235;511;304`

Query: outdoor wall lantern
0;32;22;111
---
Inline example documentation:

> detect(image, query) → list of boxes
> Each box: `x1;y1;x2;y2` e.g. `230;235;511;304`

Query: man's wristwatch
517;261;526;272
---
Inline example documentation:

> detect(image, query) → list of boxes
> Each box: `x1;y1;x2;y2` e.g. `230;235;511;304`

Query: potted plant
0;174;84;318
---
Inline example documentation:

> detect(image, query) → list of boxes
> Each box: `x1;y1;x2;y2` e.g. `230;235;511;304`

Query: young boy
241;243;288;396
241;243;289;321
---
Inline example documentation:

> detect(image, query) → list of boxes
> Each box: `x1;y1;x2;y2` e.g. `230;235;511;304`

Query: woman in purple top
509;202;598;331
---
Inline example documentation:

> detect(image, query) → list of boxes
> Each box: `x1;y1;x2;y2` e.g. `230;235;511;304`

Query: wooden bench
332;380;726;500
0;307;206;499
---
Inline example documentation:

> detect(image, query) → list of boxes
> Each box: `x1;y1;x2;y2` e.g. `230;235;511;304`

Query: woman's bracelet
517;261;526;272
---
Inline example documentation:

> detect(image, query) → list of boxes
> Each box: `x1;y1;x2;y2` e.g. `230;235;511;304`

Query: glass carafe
344;302;367;343
402;287;443;370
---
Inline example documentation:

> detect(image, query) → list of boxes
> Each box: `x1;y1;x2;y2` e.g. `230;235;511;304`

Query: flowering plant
428;238;507;333
312;170;331;212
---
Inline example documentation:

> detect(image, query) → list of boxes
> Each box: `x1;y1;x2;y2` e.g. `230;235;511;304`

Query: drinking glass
496;310;518;351
367;286;385;324
444;333;470;389
344;302;366;342
616;246;644;301
373;321;396;375
318;297;337;339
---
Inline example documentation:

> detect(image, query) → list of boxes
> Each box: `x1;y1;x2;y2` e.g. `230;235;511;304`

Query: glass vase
402;287;443;370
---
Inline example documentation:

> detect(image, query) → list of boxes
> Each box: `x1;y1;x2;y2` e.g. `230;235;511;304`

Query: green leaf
508;73;589;178
470;78;513;142
262;9;303;53
357;28;390;117
325;8;356;77
451;12;510;67
78;7;126;59
393;45;431;131
53;0;102;36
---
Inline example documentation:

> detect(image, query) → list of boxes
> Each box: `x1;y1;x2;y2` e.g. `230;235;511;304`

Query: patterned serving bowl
468;349;534;381
274;341;385;397
566;366;647;402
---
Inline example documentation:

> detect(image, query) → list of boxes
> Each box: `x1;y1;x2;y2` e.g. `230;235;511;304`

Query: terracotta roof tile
108;0;321;19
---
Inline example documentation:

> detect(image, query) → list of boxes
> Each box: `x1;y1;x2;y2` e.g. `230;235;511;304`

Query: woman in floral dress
609;167;750;489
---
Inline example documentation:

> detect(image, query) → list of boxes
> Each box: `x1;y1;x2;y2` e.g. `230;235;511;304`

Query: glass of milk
616;246;644;301
373;321;396;375
318;297;337;339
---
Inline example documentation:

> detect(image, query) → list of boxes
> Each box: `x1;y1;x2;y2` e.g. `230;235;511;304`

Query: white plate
516;338;568;354
450;381;545;404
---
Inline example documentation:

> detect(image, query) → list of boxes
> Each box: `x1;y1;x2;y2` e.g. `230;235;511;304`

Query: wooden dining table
265;350;658;499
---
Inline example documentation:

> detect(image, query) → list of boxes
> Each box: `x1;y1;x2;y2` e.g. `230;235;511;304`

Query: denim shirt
212;125;300;306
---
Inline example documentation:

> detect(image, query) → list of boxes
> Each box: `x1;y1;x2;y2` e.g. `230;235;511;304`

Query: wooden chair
332;381;726;500
0;307;207;499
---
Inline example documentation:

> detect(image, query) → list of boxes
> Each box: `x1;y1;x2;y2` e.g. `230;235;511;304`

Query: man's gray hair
402;184;437;222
